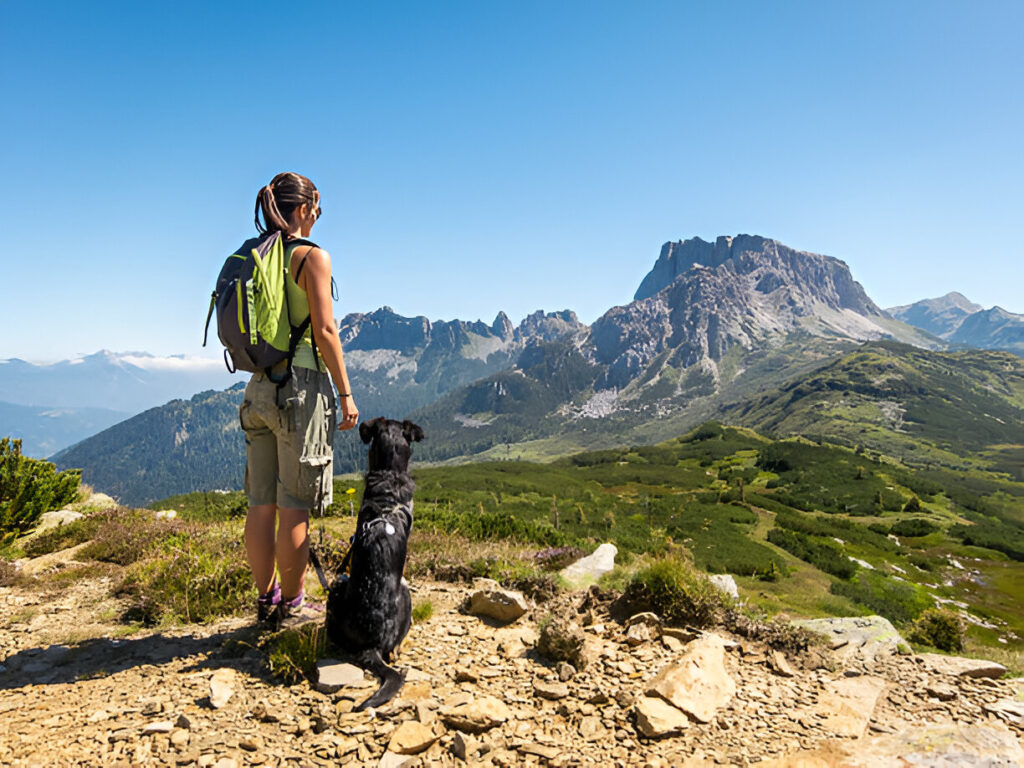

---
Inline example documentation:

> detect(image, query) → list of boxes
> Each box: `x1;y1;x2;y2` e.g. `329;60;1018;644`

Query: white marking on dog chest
385;523;395;535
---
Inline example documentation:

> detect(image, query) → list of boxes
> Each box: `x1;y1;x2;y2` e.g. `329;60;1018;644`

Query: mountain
0;401;130;459
339;307;584;419
887;292;982;338
888;293;1024;354
53;309;584;505
0;351;235;412
413;235;941;461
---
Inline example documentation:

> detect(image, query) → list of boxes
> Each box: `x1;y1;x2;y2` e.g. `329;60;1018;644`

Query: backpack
203;231;319;382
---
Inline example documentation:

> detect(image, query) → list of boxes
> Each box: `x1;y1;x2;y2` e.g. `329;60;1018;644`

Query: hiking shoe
273;593;323;629
257;582;281;624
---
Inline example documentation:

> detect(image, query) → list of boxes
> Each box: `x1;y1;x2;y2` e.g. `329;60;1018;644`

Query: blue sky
2;1;1021;361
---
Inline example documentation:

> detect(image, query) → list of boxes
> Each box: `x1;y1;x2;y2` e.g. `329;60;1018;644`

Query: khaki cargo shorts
240;367;336;512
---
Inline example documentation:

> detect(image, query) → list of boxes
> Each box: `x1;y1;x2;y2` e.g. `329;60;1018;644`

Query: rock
536;616;588;670
814;676;887;738
388;721;439;755
560;543;618;588
645;634;735;724
519;743;560;760
918;652;1007;679
625;612;662;646
557;662;576;682
466;578;529;623
661;627;699;643
238;738;260;752
768;649;795;677
453;667;478;683
634;696;689;738
533;680;570;700
982;699;1024;727
441;695;513;733
174;713;192;729
450;731;477;761
759;723;1023;767
579;715;605;742
28;509;85;536
212;758;237;768
708;574;738;600
378;752;417;768
142;720;174;734
208;668;234;709
316;660;369;693
250;700;278;723
141;700;164;715
83;491;117;509
926;682;957;701
170;729;190;748
794;616;905;662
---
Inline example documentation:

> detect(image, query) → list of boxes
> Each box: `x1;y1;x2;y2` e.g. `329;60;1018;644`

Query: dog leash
307;501;411;593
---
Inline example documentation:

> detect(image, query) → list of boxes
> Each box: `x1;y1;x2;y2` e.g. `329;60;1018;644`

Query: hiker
239;171;359;624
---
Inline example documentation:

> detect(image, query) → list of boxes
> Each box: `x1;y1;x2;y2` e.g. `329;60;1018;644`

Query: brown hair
254;171;318;235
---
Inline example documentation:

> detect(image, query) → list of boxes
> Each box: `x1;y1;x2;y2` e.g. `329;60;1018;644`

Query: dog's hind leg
353;649;406;711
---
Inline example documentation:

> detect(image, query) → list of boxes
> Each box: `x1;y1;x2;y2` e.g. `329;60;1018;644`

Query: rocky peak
515;310;586;343
338;306;432;353
491;311;514;340
887;292;984;338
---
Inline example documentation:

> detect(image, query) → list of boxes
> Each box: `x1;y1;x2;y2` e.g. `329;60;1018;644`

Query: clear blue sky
2;1;1021;361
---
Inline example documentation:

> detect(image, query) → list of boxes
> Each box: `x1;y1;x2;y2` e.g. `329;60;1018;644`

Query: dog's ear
359;418;383;445
402;420;425;443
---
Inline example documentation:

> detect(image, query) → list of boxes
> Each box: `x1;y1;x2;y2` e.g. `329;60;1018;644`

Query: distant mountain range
0;401;130;459
888;292;1024;354
47;235;1024;505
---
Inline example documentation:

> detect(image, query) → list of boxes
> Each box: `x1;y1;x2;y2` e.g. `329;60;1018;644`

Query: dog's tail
353;648;406;711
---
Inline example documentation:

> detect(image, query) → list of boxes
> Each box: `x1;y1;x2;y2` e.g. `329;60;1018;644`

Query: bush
889;518;939;538
263;623;327;685
903;496;922;513
412;600;434;623
1;438;81;540
767;528;858;579
908;607;966;652
829;571;932;624
621;556;730;627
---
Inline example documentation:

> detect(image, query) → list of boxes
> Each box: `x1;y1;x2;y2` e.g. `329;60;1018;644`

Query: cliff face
591;235;892;387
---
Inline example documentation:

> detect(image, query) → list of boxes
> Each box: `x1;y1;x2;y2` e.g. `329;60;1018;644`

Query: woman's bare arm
298;247;358;431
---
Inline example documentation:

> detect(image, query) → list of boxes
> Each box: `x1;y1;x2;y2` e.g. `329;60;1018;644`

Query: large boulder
918;653;1007;679
794;616;905;662
560;543;617;589
644;633;735;723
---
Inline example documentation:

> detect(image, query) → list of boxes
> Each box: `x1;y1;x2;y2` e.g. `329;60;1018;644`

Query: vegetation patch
908;607;966;652
767;528;858;579
263;623;327;685
829;570;933;624
620;554;731;628
1;437;81;541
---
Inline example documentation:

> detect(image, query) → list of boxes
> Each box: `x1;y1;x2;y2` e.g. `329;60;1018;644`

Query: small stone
454;667;478;683
170;729;190;748
213;758;238;768
451;731;476;761
441;695;512;733
557;662;576;682
377;752;417;768
143;720;175;734
579;715;605;742
142;700;165;715
316;660;368;693
239;737;260;752
466;578;530;623
634;696;689;738
388;721;439;755
769;649;795;677
533;680;570;700
926;683;957;701
519;743;560;760
983;700;1024;727
296;716;311;735
175;713;192;729
209;669;234;709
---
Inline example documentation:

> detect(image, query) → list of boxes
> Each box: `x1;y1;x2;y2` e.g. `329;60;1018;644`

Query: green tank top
285;241;326;372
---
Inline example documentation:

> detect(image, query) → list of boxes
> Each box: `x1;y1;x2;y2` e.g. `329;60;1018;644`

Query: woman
239;171;359;625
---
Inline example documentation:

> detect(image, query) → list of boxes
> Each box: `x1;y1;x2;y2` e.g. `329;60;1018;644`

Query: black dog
325;417;424;710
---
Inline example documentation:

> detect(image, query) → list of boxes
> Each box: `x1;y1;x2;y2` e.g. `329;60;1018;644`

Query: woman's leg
277;506;310;601
245;504;278;596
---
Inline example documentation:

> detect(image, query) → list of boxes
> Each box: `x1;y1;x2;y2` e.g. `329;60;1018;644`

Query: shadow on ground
0;623;275;690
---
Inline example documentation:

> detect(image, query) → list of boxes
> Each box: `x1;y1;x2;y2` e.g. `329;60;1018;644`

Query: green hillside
156;422;1024;660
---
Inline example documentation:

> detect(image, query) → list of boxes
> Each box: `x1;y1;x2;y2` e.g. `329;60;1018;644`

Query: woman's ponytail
254;172;317;236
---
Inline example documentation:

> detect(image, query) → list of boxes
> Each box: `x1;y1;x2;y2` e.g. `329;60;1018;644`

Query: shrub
829;571;932;624
532;546;585;572
1;437;81;540
621;556;729;627
412;600;434;623
82;510;186;566
536;614;587;669
889;518;939;538
903;496;922;513
767;528;858;579
908;607;966;652
0;558;15;586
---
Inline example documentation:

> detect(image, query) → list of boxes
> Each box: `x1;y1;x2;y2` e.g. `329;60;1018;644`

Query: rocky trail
2;572;1023;767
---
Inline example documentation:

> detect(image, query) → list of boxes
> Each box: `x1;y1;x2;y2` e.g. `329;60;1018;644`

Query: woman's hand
339;395;359;431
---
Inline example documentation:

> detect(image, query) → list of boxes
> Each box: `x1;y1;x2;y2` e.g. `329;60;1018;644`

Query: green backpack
203;231;319;382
